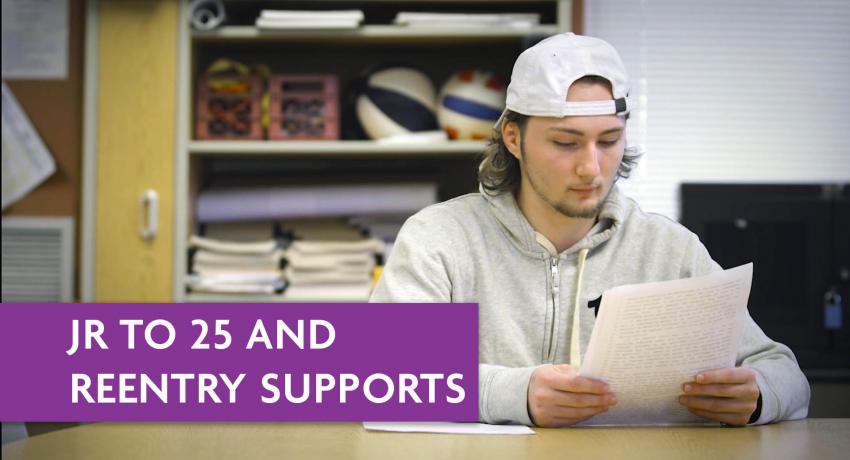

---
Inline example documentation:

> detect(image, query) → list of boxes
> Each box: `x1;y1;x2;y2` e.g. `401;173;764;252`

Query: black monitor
680;183;849;371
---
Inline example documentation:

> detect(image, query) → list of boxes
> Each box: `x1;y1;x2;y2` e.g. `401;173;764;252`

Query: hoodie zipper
547;257;560;362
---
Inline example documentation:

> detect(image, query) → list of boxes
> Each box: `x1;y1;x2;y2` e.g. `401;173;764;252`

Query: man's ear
501;120;522;160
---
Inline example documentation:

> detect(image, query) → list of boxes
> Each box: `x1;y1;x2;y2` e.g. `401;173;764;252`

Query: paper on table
579;263;753;426
1;82;56;210
363;422;535;435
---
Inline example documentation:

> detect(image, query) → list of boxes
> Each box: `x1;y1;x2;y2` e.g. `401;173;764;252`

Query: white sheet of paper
1;0;69;79
579;263;753;426
363;422;535;435
1;81;56;209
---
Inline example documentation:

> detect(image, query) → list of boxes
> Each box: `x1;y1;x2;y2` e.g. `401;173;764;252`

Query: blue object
824;293;843;330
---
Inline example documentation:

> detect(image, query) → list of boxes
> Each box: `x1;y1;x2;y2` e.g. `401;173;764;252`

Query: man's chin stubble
552;188;611;219
554;202;603;219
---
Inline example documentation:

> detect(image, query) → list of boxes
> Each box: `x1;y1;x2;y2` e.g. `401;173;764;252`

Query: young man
370;33;810;427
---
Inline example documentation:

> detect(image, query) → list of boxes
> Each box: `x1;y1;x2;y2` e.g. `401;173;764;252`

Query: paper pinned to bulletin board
1;0;69;80
1;81;57;210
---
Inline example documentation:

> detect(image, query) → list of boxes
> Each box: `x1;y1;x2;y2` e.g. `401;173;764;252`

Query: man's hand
678;367;760;426
527;364;617;427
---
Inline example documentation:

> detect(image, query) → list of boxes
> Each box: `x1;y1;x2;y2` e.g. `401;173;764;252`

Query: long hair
479;77;642;196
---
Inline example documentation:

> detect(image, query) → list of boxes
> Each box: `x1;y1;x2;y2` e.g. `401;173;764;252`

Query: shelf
193;25;561;42
175;0;572;302
188;140;487;156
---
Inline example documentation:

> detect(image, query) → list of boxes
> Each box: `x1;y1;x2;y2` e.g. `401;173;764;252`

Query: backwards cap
495;32;631;127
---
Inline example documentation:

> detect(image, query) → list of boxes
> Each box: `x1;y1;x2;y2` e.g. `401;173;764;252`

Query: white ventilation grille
2;217;74;302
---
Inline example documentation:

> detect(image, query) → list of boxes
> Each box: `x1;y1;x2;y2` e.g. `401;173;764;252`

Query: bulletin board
3;0;84;218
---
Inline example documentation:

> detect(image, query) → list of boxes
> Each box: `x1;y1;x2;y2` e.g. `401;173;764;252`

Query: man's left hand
678;367;760;426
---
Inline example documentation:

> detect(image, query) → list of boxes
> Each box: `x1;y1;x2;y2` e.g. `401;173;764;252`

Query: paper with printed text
579;263;753;425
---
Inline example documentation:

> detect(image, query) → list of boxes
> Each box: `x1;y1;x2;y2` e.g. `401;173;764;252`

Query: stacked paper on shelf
189;235;278;254
256;9;364;30
284;238;383;285
282;217;367;242
393;12;541;28
349;215;408;261
193;249;284;274
186;273;284;295
202;220;279;242
195;183;437;223
280;219;384;301
283;282;375;302
187;232;284;295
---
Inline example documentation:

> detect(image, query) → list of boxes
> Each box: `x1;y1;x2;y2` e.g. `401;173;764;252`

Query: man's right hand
527;364;617;427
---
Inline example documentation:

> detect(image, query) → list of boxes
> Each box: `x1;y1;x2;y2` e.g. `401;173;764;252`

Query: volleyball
437;70;506;140
355;67;439;140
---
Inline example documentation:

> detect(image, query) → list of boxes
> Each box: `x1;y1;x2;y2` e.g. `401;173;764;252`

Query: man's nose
575;143;602;178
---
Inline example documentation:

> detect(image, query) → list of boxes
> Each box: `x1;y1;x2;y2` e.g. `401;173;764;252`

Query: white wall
585;0;850;219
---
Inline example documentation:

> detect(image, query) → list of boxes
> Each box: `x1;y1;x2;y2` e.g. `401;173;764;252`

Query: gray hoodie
370;185;810;425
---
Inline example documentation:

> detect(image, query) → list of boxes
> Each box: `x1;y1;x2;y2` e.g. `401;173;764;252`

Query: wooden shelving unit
173;1;572;302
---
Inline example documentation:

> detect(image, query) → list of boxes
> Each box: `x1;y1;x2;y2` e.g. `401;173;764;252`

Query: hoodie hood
480;182;626;257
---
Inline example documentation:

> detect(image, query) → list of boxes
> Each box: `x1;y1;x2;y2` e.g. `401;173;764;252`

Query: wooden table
4;419;849;460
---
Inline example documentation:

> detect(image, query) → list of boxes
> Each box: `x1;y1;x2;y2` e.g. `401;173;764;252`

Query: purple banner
0;303;478;422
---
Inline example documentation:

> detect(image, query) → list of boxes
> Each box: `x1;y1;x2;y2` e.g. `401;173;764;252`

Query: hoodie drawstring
571;248;589;368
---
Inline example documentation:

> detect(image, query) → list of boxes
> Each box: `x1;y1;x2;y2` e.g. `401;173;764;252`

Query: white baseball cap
495;32;631;128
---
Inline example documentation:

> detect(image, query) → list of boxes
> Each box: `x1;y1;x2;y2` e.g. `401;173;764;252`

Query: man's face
512;82;626;219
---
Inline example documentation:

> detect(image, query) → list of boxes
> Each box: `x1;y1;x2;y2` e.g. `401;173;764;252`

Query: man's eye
554;141;577;149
